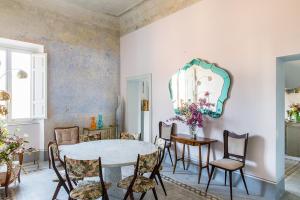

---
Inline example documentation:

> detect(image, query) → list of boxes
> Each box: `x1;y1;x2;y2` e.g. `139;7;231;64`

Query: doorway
277;55;300;197
126;74;152;142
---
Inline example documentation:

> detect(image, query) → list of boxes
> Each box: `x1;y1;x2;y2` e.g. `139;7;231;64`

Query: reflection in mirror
169;59;231;118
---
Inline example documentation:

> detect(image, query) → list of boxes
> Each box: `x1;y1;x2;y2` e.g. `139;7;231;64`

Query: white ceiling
63;0;145;17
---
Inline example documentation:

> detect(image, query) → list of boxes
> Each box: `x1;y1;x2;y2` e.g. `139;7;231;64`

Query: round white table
59;140;157;199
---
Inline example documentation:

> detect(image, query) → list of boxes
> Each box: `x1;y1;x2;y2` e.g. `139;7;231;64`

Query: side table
22;147;39;174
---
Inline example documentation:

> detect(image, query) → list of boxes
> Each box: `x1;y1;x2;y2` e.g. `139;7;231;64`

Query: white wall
8;121;43;150
120;0;300;183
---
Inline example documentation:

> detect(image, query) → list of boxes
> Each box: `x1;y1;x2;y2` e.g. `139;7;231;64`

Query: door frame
276;54;300;185
126;73;152;142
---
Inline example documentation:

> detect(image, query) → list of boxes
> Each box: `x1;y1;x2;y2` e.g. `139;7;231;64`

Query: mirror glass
169;59;231;118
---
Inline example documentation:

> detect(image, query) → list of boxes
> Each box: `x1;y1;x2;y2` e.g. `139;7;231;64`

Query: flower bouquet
0;120;27;166
287;103;300;122
169;92;214;139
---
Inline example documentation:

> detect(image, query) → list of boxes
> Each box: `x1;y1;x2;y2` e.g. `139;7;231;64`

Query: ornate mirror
169;58;231;118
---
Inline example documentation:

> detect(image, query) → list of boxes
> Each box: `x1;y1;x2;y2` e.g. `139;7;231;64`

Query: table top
58;140;157;168
171;134;218;146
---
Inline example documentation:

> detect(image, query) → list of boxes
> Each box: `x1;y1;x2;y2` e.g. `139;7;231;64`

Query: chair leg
240;169;249;195
229;171;233;200
167;147;174;166
139;192;146;200
152;188;158;200
49;158;51;169
157;172;167;196
205;166;215;193
123;189;132;200
225;170;227;186
5;185;8;197
129;192;134;200
154;176;159;185
182;144;186;170
52;181;62;200
62;181;70;194
18;173;21;183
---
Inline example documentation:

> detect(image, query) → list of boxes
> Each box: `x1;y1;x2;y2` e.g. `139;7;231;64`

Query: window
0;38;47;121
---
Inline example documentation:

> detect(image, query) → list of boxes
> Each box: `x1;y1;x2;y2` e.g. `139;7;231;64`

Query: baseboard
164;156;285;200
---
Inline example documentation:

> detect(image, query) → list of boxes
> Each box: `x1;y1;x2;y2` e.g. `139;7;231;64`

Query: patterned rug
285;158;300;178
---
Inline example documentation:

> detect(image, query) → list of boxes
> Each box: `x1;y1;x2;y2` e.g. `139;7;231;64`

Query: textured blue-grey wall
0;0;120;147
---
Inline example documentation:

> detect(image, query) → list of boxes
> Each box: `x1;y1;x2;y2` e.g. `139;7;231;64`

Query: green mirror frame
169;58;231;118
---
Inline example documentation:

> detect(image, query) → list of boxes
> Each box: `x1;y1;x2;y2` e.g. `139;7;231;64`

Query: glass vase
189;125;197;139
97;114;104;129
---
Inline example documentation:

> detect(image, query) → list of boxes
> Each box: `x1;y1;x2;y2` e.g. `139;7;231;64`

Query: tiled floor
285;158;300;197
0;159;300;200
0;162;219;200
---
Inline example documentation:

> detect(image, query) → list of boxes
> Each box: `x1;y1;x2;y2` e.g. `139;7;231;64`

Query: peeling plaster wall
120;0;201;35
0;0;120;149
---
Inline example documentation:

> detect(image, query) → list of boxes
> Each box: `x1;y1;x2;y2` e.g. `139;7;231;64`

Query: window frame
0;38;45;123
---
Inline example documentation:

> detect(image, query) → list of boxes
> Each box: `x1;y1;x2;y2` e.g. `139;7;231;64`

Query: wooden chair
117;151;159;200
159;121;177;166
54;126;80;146
206;130;249;200
0;153;23;197
49;142;70;200
120;132;141;140
48;126;80;169
154;136;167;196
64;156;110;200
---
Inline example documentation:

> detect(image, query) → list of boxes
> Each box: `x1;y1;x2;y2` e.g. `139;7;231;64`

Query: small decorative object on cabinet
90;116;97;129
142;99;149;111
80;126;116;142
97;113;104;129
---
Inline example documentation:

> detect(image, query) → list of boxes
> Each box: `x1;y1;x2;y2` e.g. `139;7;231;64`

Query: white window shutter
32;53;47;119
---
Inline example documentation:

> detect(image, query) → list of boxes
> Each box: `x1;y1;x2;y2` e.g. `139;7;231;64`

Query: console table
171;134;217;183
80;126;116;142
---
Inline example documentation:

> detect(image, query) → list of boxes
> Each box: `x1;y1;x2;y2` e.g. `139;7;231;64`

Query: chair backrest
64;156;106;193
54;126;79;146
136;151;159;174
154;136;167;169
223;130;249;163
159;122;177;140
154;136;166;151
64;157;100;179
120;132;141;140
48;142;59;163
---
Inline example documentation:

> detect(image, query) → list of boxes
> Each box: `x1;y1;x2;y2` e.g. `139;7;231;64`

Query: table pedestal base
105;167;124;199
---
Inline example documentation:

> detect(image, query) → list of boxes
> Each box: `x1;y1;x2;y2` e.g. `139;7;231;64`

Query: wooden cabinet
286;122;300;157
80;127;116;142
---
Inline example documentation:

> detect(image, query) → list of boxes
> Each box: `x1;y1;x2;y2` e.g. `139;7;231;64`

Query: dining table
59;139;157;199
